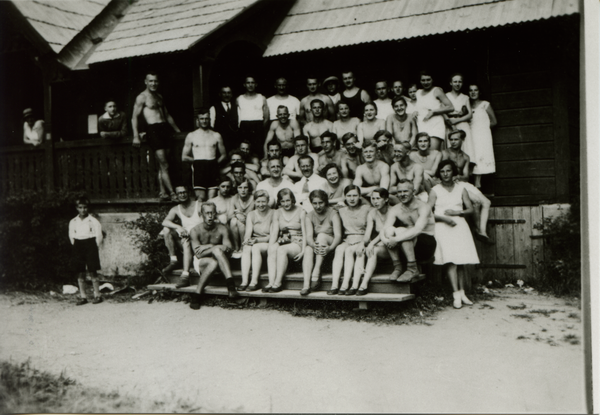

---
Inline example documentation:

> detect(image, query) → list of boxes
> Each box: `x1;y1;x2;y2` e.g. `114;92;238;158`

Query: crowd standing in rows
77;69;498;310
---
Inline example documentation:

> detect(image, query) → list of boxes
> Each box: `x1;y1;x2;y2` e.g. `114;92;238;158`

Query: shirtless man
266;77;300;121
373;81;394;121
302;99;333;154
442;129;493;242
256;157;296;207
221;150;261;184
263;105;301;157
390;142;425;197
182;109;226;201
381;179;437;282
340;132;364;179
161;185;202;286
239;140;261;176
299;77;336;124
341;71;371;119
353;140;390;197
208;178;235;225
415;70;455;150
188;202;239;310
386;96;417;146
410;132;441;192
282;135;319;182
317;131;343;172
229;162;258;193
260;141;289;178
132;71;182;201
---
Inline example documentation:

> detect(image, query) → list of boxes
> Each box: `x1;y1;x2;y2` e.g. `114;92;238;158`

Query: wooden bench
147;266;426;310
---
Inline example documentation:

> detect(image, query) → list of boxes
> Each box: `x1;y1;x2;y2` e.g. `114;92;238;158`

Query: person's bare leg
361;247;388;291
398;238;419;282
155;149;174;195
268;243;280;287
274;244;300;287
430;136;443;151
313;233;333;281
384;227;403;280
479;196;491;238
164;229;177;258
250;243;268;286
340;245;356;291
230;219;241;251
77;273;87;300
90;271;101;300
190;258;218;310
241;245;252;286
472;201;482;234
212;246;238;298
446;263;462;308
351;251;365;290
331;243;347;291
302;246;314;291
195;188;207;202
474;174;482;188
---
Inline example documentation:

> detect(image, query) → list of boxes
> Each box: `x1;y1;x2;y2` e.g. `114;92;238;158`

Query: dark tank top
341;89;366;119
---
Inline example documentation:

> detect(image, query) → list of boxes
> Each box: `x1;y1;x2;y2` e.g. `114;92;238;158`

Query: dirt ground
0;288;586;413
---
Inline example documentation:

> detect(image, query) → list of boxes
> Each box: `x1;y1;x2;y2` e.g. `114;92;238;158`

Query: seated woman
240;190;275;292
332;101;360;140
361;188;395;295
329;185;372;296
428;160;479;309
320;163;353;208
230;179;255;257
409;132;442;193
208;178;235;225
303;190;342;294
268;189;308;294
357;103;386;146
374;130;395;165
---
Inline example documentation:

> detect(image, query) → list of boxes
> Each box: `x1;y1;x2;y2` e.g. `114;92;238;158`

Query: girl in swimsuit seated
230;179;255;257
329;185;373;296
361;188;394;295
208;178;235;225
320;163;353;208
303;189;342;294
268;188;308;294
240;190;275;292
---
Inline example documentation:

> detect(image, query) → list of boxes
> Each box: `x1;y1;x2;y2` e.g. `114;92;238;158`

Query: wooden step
163;270;424;294
147;283;415;304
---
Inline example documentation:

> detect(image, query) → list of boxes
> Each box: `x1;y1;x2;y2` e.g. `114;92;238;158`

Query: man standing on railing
132;71;181;202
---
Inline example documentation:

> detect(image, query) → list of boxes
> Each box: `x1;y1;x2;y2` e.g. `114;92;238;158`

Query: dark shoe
247;284;260;292
76;298;88;306
92;297;103;304
238;284;248;292
270;285;283;293
300;288;311;296
228;289;240;299
327;288;339;295
175;277;190;288
356;288;368;296
162;261;179;275
338;289;347;296
346;288;357;296
262;286;272;293
190;294;201;310
310;279;321;291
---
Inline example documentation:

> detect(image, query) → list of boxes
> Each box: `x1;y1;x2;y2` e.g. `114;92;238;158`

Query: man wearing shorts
182;109;226;201
132;71;181;202
381;179;436;282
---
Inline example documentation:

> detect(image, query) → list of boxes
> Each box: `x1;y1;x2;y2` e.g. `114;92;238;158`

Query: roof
263;0;580;57
11;0;112;54
87;0;261;64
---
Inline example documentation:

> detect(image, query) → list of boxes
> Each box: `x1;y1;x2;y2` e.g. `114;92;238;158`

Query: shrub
123;206;172;287
533;202;581;297
0;190;85;289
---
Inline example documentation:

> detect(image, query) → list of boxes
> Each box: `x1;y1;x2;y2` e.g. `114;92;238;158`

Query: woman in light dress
405;83;418;116
329;185;372;296
415;71;454;151
445;73;475;161
230;179;255;256
428;160;479;309
240;190;275;292
268;188;308;294
469;84;498;189
332;101;360;140
357;103;386;146
320;163;353;207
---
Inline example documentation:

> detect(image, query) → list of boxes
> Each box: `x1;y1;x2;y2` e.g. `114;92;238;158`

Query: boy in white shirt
68;197;103;305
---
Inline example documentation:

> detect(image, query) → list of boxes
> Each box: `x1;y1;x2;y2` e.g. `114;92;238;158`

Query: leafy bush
123;206;172;287
0;190;84;289
533;203;581;297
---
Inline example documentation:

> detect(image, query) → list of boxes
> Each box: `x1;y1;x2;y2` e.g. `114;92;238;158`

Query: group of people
78;69;500;310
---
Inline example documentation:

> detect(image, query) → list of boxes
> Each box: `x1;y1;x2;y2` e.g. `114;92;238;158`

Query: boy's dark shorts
72;238;101;272
146;122;173;152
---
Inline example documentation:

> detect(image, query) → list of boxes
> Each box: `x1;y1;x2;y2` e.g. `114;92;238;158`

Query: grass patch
511;314;534;321
516;335;529;340
0;360;206;413
507;303;527;310
529;309;559;317
563;334;580;345
567;312;580;319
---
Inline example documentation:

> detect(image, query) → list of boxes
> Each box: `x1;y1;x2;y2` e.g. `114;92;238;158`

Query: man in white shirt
256;157;295;208
295;155;328;212
22;108;45;146
266;78;300;121
373;81;394;121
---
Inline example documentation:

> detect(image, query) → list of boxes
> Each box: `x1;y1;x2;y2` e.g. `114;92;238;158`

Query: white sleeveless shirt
238;94;265;121
178;201;201;232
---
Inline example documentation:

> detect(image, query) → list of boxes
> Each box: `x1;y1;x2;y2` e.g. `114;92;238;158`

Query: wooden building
0;0;582;280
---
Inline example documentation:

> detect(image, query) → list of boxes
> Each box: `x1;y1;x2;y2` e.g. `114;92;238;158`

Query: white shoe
231;251;242;259
459;289;473;305
453;291;462;309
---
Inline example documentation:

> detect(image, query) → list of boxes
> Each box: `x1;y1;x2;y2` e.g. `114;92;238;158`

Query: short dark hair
231;162;246;172
436;159;459;178
197;107;210;116
146;70;158;78
237;179;253;193
371;188;389;200
363;140;377;150
419;69;432;78
373;130;392;141
75;196;90;206
310;99;324;108
267;141;282;150
416;132;430;142
240;139;252;147
276;105;289;113
343;184;362;206
392;95;407;107
320;131;337;142
364;102;378;114
298;155;314;166
277;188;296;207
319;163;342;179
448;129;466;140
309;189;329;204
341;132;358;145
229;150;243;160
294;135;309;145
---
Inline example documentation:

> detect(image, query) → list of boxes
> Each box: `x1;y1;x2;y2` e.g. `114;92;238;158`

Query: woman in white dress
445;73;475;161
415;71;454;151
469;84;498;189
428;160;479;309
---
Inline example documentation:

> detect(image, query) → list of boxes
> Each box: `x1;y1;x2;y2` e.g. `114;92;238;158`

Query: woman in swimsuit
329;185;372;296
320;163;353;208
230;179;255;257
332;101;360;140
268;188;308;293
303;189;342;294
357;103;386;146
240;190;275;292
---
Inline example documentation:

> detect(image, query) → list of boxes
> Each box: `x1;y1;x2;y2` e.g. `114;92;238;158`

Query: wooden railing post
43;75;54;192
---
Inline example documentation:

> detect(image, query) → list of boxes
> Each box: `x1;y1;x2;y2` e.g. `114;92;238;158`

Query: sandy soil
0;288;585;413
